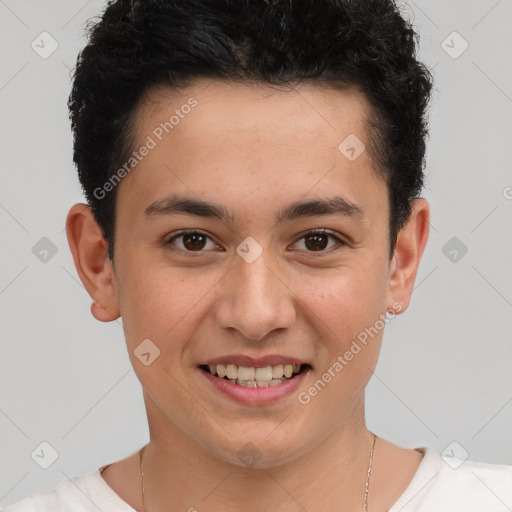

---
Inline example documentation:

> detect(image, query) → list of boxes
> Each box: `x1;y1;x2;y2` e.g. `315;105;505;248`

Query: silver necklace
140;432;377;512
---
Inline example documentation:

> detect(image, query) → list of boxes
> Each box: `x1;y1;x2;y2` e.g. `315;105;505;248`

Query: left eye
166;229;344;253
291;229;344;252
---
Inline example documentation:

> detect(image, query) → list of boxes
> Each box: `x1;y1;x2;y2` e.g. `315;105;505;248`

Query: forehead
117;78;387;224
135;78;373;146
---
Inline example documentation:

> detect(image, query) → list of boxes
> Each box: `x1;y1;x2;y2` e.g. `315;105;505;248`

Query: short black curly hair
68;0;434;261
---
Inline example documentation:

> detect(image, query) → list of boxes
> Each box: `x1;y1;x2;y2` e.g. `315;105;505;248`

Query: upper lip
200;354;309;367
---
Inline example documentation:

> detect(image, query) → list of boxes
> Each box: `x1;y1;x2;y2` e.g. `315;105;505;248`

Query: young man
4;0;511;511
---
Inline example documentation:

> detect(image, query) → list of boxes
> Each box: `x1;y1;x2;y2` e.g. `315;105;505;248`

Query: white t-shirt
2;447;512;511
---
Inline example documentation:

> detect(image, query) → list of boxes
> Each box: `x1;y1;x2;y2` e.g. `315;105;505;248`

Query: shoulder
426;453;512;508
395;446;512;512
2;487;59;512
2;467;113;512
437;453;512;487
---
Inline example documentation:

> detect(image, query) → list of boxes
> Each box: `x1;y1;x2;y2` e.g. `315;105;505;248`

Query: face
70;79;428;468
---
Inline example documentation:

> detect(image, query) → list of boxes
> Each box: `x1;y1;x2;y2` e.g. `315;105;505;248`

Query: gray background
1;0;511;506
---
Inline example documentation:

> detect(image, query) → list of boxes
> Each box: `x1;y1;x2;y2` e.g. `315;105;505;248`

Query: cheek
116;262;223;358
115;262;178;337
297;263;389;340
295;267;388;424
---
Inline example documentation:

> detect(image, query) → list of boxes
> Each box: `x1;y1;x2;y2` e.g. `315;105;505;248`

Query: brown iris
303;232;329;251
182;232;208;251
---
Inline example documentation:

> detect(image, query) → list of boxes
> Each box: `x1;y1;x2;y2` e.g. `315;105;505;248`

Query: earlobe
91;300;119;322
386;198;430;313
65;203;121;322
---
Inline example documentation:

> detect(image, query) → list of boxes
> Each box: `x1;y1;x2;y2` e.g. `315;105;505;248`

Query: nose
214;250;296;341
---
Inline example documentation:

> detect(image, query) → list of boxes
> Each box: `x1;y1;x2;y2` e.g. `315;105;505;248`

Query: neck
140;400;375;512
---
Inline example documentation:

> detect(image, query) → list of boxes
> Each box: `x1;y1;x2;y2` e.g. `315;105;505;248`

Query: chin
203;426;313;470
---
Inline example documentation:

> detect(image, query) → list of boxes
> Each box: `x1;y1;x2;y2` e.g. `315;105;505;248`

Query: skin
66;79;429;512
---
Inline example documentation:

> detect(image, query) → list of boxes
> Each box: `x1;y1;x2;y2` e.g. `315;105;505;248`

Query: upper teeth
207;364;301;380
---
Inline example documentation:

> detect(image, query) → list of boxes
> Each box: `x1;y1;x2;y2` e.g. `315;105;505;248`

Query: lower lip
199;367;309;405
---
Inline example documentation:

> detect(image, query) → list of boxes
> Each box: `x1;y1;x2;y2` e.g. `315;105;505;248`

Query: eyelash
165;229;346;255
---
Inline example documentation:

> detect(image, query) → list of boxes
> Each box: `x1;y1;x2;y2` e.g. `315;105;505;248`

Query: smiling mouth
199;363;310;388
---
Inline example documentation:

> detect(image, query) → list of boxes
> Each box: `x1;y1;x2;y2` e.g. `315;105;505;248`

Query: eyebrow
144;194;363;225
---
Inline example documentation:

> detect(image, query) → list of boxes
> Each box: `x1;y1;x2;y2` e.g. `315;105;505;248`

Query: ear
386;198;430;314
65;203;120;322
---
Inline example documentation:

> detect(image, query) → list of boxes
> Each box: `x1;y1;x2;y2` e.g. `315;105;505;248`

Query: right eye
166;230;220;253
